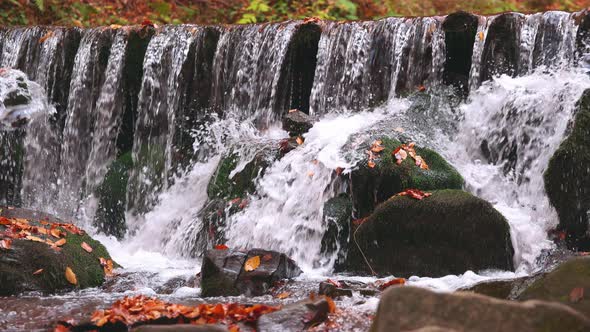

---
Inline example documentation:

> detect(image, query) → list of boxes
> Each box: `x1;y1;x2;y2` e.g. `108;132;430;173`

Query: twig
353;220;376;276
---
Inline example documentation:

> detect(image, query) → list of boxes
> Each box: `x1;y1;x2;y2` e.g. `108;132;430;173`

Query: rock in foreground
345;190;514;277
200;248;301;297
371;286;590;332
0;207;116;295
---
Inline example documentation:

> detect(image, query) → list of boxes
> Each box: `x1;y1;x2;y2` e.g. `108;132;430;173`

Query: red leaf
378;278;406;291
570;287;584;303
0;238;12;250
396;189;432;200
214;244;229;250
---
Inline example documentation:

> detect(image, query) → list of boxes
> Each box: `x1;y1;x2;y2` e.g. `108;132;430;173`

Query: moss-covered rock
544;89;590;250
320;194;352;268
93;151;133;239
350;137;464;217
519;256;590;317
0;207;116;295
371;286;590;332
207;148;276;200
345;189;514;277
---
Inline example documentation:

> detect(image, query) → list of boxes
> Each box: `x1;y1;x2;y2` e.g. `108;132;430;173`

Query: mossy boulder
207;149;275;201
345;190;514;277
93;151;133;239
320;194;352;268
0;207;117;295
371;286;590;332
519;256;590;317
544;89;590;250
350;137;464;218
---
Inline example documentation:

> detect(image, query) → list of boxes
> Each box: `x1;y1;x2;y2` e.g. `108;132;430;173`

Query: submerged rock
345;190;514;277
519;256;590;317
282;109;313;137
371;286;590;332
0;207;117;295
200;248;301;297
544;89;590;250
350;137;463;218
258;297;332;332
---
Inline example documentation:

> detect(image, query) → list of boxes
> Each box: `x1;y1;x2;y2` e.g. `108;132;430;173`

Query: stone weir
0;9;588;235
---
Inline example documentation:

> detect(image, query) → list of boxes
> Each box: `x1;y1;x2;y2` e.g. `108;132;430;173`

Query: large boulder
519;256;590;317
350;137;463;218
200;248;301;297
345;190;514;277
0;207;117;295
544;89;590;250
371;286;590;332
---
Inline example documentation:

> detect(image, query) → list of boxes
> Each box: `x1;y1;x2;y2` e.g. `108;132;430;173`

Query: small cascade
468;16;490;91
127;26;218;222
210;22;299;125
56;28;116;218
310;17;444;115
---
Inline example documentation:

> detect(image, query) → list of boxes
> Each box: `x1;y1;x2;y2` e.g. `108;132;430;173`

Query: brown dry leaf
39;31;55;44
50;228;64;238
371;145;385;153
325;296;337;313
570;287;584;303
33;268;44;275
378;278;406;290
14;218;29;224
276;292;291;299
0;239;12;250
81;242;93;253
368;160;376;168
65;267;78;285
110;24;122;29
26;235;45;243
478;31;485;41
244;255;261;272
296;136;304;145
54;238;67;247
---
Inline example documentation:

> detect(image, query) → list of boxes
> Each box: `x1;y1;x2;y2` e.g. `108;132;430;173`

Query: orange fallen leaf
81;242;93;253
288;109;298;113
327;279;341;288
244;255;261;272
396;189;432;200
417;85;426;92
276;292;291;299
378;278;406;290
26;235;45;243
65;267;77;285
368;160;376;168
570;287;584;303
215;244;229;250
0;239;12;249
39;31;55;44
371;145;385;153
325;296;337;313
296;136;304;145
478;31;485;41
99;257;115;277
50;228;64;238
54;238;67;247
33;268;44;275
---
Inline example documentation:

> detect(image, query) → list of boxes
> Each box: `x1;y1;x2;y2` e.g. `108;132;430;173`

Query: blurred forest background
1;0;588;26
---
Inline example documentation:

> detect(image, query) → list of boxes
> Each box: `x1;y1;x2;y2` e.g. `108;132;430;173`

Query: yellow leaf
276;292;291;299
65;267;77;285
54;238;67;247
478;31;485;41
244;255;261;272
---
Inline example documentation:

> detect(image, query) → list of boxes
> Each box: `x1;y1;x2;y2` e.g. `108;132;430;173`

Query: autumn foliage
56;295;281;331
1;0;588;27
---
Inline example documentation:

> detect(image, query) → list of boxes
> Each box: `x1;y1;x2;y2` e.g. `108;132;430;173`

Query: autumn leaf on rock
39;31;55;44
81;242;93;253
214;244;229;250
327;279;341;288
50;228;64;238
368;160;376;168
244;255;261;272
276;292;291;299
33;268;44;275
378;278;406;290
0;239;12;249
396;189;432;200
100;257;115;277
54;238;66;247
569;287;584;303
65;267;77;285
296;136;304;145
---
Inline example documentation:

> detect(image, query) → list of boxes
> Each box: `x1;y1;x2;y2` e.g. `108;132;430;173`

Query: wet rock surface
257;297;332;332
282;109;314;137
200;248;302;297
345;190;514;277
320;194;352;268
371;286;590;332
0;207;116;295
544;89;590;250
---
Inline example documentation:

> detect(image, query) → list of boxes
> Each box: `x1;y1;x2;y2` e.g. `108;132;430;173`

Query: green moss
207;150;271;200
519;257;590;317
93;152;133;238
61;231;117;288
544;89;590;250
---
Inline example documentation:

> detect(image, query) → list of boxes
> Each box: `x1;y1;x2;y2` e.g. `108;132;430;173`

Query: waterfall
0;9;588;283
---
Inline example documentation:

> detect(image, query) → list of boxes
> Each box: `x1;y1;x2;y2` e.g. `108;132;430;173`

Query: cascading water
1;9;590;330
